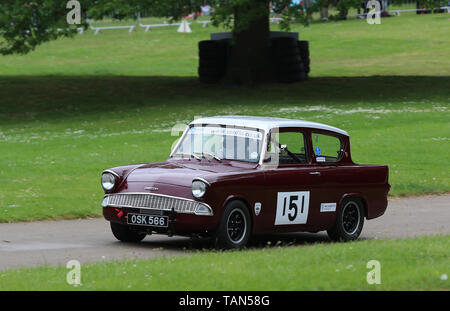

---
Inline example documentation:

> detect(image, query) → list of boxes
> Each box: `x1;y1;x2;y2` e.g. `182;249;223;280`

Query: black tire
110;222;146;243
278;71;307;83
198;39;228;84
303;59;311;74
199;40;227;58
214;201;251;249
273;48;300;58
198;40;224;51
297;41;309;54
275;55;303;65
297;44;309;62
199;76;221;84
277;62;305;73
272;37;298;49
198;67;224;84
198;66;223;75
199;50;226;59
327;198;365;241
199;58;225;68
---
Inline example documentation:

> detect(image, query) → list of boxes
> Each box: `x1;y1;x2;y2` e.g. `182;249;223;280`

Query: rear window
312;133;342;163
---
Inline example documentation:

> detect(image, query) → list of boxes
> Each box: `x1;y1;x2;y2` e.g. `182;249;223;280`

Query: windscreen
173;125;264;163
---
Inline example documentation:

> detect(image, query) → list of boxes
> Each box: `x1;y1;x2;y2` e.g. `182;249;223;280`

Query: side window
311;133;342;163
267;131;308;164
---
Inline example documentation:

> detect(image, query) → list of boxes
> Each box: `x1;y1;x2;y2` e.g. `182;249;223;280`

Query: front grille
102;192;212;216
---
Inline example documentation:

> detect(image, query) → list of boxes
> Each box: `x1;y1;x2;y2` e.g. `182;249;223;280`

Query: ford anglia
101;116;390;248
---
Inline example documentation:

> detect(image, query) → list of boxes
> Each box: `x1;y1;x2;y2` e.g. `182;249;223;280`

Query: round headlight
192;180;207;199
101;172;117;191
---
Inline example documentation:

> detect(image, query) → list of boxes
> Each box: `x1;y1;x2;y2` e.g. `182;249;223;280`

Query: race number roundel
275;191;310;225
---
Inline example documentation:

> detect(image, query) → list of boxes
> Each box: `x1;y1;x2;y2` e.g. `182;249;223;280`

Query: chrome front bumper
102;192;213;216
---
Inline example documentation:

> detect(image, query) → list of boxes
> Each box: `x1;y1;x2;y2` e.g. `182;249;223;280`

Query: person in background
269;2;280;18
303;0;315;21
335;0;349;19
201;2;211;16
357;1;366;18
317;0;329;21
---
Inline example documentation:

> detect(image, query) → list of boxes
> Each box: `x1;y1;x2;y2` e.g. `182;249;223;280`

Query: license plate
127;213;169;228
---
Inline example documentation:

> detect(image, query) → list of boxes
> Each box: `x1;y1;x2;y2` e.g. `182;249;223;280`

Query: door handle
309;171;321;176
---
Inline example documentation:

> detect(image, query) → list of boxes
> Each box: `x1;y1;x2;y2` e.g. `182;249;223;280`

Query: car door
308;131;346;229
260;128;332;233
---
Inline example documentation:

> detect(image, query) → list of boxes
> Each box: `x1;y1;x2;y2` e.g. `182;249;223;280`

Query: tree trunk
229;0;272;85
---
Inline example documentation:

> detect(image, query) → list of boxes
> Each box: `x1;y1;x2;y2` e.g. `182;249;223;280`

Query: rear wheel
215;201;251;249
110;222;146;243
327;198;364;241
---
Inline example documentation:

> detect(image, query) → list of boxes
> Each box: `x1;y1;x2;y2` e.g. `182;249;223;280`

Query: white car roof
190;115;349;136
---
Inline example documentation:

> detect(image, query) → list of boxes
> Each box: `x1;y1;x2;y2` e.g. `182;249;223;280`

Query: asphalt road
0;194;448;271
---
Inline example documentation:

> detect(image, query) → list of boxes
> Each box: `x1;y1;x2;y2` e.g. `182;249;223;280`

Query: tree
0;0;83;55
0;0;308;84
211;0;308;84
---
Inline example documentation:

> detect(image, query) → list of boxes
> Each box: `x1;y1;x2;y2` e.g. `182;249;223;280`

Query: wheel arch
221;195;254;233
339;193;368;218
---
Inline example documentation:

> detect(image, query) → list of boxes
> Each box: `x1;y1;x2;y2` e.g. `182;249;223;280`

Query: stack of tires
271;37;309;83
297;40;310;75
198;40;229;84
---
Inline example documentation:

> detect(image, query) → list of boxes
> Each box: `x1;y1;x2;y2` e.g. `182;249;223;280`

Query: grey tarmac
0;194;448;270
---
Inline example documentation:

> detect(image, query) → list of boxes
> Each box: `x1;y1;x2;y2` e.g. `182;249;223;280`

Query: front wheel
327;198;364;241
214;201;251;249
110;222;146;243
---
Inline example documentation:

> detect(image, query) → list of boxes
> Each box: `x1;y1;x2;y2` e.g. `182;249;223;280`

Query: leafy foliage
0;0;86;55
1;0;445;55
416;0;449;10
0;0;308;55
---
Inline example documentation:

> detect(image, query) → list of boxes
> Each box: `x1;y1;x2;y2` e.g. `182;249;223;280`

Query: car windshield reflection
172;125;264;163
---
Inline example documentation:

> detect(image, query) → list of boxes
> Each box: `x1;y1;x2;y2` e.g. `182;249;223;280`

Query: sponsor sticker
254;202;262;216
191;126;263;140
314;146;321;155
316;156;326;162
320;203;336;212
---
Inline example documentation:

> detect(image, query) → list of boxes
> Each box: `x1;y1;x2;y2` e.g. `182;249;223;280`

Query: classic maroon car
101;116;390;248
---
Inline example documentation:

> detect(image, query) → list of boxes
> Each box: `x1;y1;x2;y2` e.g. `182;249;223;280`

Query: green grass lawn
1;13;449;77
1;235;448;290
0;14;449;222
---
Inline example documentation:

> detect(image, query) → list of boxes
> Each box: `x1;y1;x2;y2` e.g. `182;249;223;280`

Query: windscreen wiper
194;152;222;162
173;152;201;160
